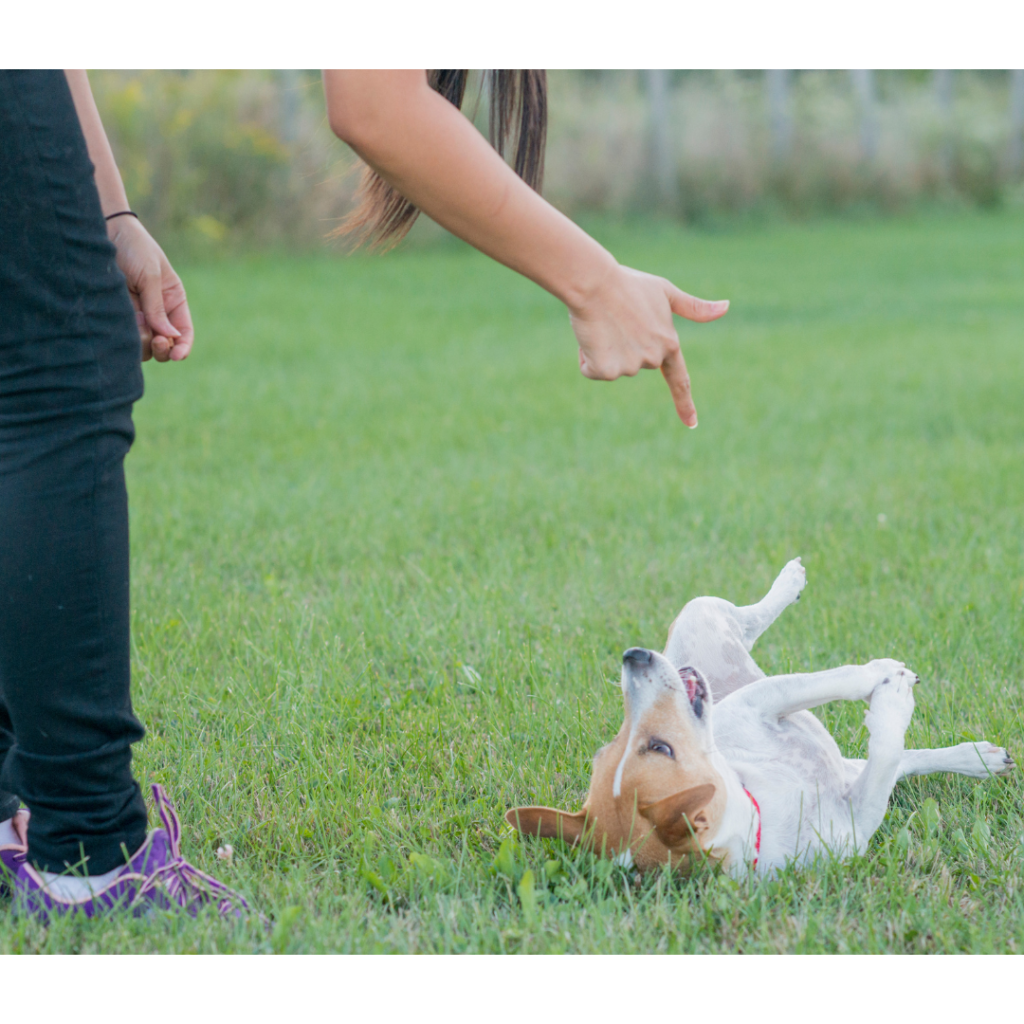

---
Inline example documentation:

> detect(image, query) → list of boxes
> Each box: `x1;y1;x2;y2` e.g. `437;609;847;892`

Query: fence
90;70;1024;251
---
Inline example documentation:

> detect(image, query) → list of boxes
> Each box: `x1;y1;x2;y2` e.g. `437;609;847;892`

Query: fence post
645;69;678;211
850;69;878;163
767;69;793;163
934;69;954;181
278;69;301;145
1010;69;1024;178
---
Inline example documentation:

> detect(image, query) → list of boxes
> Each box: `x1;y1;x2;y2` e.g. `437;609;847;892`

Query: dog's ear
638;783;716;846
505;806;589;846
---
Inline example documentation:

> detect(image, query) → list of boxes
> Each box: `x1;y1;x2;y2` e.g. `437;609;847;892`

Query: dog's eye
648;739;674;758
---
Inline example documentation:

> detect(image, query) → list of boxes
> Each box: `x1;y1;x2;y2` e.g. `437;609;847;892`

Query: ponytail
336;70;547;249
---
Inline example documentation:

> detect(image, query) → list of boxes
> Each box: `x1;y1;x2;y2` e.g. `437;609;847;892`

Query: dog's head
506;649;725;871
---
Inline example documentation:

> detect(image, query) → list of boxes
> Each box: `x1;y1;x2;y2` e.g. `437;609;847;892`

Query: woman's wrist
106;210;143;245
555;245;621;316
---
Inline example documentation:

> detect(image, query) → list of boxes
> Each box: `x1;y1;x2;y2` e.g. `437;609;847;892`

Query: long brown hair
335;70;547;249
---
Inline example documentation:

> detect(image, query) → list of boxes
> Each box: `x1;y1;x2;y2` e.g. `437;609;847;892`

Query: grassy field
2;211;1023;953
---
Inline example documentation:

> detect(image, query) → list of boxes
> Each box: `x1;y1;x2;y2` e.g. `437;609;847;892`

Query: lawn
2;211;1022;953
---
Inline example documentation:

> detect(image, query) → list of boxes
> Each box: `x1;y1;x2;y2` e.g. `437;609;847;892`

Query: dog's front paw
864;665;916;737
864;658;916;691
852;658;908;701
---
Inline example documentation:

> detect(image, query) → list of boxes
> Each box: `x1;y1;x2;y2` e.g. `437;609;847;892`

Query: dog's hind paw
772;557;807;605
962;742;1016;779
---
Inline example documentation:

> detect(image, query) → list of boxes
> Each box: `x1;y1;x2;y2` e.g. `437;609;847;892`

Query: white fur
668;558;1015;876
612;849;634;869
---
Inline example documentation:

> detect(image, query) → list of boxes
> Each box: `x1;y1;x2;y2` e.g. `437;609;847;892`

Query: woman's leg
0;704;19;824
0;70;148;875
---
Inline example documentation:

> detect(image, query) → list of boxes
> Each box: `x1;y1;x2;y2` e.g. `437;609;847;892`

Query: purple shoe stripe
152;784;182;854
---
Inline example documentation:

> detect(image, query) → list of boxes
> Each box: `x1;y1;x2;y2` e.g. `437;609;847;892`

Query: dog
506;558;1015;875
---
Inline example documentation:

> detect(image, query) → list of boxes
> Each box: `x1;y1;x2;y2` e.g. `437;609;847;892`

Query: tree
850;70;878;164
645;70;677;211
934;69;954;182
278;69;302;145
767;70;793;164
1010;70;1024;178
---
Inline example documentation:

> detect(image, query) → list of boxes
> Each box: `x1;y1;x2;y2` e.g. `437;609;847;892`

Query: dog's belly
717;708;858;863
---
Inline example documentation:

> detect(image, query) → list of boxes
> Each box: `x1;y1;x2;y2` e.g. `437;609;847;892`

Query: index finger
660;347;697;427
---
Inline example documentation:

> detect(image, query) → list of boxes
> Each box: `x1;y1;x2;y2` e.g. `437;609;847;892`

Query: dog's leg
845;669;917;851
734;658;913;719
730;557;807;650
663;600;766;702
897;743;1015;781
663;560;806;703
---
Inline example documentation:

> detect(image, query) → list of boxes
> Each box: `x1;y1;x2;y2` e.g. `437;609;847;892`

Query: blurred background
91;69;1024;253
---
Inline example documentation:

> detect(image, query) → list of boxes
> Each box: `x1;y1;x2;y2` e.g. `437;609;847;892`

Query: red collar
742;786;762;870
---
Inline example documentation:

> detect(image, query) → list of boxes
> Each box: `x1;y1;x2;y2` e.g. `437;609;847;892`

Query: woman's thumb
667;284;729;323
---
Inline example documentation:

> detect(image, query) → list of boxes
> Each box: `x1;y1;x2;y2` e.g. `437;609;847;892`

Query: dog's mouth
621;650;710;723
678;667;708;719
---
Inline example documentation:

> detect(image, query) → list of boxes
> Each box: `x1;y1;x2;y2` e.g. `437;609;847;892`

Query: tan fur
506;686;725;871
640;783;717;845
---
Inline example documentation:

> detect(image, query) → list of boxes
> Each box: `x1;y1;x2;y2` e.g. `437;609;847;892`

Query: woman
0;69;221;917
0;69;726;917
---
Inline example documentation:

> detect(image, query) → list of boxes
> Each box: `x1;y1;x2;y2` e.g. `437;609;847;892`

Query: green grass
3;211;1023;953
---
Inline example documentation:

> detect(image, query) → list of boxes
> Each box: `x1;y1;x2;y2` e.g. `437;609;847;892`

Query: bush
91;70;1024;251
91;70;359;252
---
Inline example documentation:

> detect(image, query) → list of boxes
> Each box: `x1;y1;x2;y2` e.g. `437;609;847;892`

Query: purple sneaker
13;784;249;921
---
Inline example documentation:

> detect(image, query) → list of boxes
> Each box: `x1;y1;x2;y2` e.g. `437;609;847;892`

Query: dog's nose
623;647;653;666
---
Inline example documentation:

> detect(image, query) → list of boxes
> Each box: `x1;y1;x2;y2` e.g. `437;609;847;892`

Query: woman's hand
107;216;194;362
569;265;729;427
63;72;193;363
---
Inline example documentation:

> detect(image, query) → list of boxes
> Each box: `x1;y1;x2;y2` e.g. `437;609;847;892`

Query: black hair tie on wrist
104;210;139;222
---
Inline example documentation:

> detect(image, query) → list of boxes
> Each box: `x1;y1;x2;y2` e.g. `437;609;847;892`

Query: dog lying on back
507;559;1014;875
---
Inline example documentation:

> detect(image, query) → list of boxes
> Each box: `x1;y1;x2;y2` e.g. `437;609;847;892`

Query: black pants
0;71;148;874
